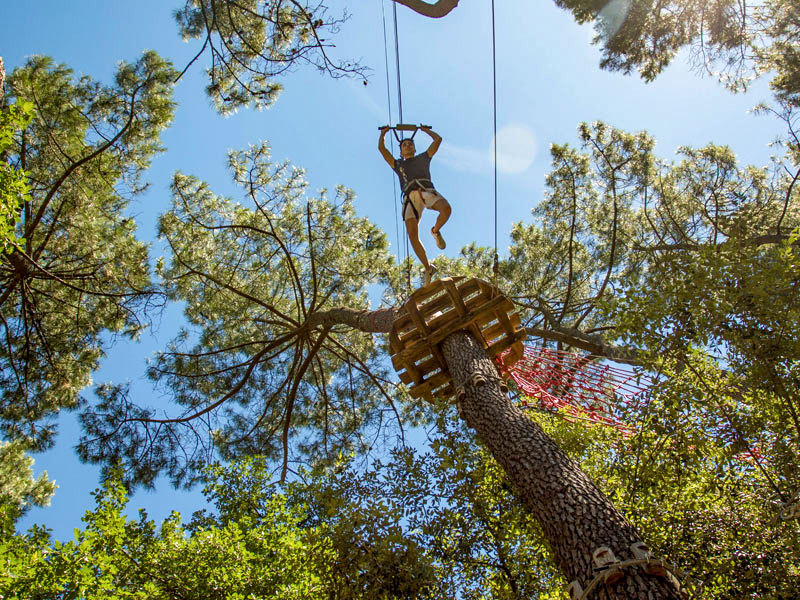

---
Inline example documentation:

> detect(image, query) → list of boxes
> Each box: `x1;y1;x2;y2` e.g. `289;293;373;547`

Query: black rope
380;0;410;294
390;1;410;292
381;0;401;265
392;0;404;124
491;0;499;281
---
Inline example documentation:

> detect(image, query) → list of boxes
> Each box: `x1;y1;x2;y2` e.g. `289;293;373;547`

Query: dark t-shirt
393;152;434;193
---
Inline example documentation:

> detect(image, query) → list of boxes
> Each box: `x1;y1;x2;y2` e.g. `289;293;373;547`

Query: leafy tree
11;3;797;599
205;456;438;599
0;55;33;252
0;53;176;448
171;0;458;114
80;142;402;488
554;0;799;102
0;439;54;532
79;133;694;598
0;466;334;599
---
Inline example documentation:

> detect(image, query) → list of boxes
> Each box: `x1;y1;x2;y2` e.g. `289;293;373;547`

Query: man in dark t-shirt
378;126;451;286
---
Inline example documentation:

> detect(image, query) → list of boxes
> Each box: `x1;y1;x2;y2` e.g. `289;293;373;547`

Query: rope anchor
567;543;699;600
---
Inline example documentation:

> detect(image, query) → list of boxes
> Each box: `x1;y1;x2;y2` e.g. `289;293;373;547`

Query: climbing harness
380;1;503;293
380;124;439;223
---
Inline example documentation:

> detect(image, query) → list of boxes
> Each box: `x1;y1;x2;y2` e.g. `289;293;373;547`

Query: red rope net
498;345;655;430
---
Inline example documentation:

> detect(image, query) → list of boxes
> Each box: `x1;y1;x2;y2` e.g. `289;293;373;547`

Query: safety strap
402;196;419;221
402;178;434;195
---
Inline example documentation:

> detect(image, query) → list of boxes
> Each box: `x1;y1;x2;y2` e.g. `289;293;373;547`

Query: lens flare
596;0;633;41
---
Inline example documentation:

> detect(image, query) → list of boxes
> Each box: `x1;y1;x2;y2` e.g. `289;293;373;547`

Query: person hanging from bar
379;125;451;286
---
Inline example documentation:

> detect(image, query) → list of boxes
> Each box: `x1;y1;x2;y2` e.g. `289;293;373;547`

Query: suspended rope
392;0;404;124
490;0;499;281
381;0;401;267
390;0;411;293
380;0;411;295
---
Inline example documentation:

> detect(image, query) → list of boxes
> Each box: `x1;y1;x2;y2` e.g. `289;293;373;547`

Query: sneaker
431;228;446;250
423;265;437;286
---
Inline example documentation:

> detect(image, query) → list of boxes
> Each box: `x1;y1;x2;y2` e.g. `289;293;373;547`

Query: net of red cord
496;345;655;432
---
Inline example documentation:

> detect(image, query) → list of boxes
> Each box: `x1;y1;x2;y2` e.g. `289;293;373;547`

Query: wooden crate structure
389;277;525;402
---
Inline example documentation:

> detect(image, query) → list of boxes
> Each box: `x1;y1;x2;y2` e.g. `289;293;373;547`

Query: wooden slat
481;320;509;345
476;279;495;298
496;310;516;338
406;300;430;337
502;340;524;368
427;306;460;333
469;322;485;348
435;383;454;399
443;278;467;316
391;350;427;382
417;290;456;318
391;340;436;371
404;360;424;385
390;277;525;403
456;278;482;299
392;310;412;332
409;371;451;399
454;277;480;295
400;358;443;384
486;335;523;360
431;345;447;374
426;294;511;347
389;330;402;355
400;355;441;382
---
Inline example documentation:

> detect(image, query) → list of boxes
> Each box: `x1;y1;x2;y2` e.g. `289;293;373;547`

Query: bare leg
405;217;430;270
430;197;451;234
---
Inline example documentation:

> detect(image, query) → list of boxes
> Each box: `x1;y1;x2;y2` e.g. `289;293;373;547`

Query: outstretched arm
378;127;395;168
421;126;442;157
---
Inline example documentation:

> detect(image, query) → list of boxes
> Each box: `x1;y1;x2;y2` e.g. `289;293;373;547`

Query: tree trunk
312;307;683;597
441;331;682;599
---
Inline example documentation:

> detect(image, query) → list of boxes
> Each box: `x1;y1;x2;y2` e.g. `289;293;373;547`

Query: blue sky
2;0;784;539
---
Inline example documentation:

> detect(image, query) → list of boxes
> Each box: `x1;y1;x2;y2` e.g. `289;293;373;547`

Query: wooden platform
389;277;525;402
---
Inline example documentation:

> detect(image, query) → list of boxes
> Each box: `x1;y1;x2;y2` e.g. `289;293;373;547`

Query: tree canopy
2;1;799;598
0;53;176;449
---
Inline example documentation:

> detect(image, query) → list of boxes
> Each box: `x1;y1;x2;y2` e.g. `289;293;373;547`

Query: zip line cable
381;0;401;266
491;0;499;281
392;0;404;124
391;0;411;293
382;0;410;294
384;2;501;293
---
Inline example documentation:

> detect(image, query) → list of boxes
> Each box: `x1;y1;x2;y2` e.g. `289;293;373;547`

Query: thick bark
309;307;682;596
442;331;682;599
392;0;459;18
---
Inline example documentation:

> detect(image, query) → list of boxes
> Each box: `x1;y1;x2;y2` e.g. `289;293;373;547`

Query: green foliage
0;439;54;532
0;54;176;449
0;466;332;599
529;391;800;599
296;405;800;599
173;0;367;114
79;142;411;488
281;415;563;600
554;0;797;103
0;100;33;252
